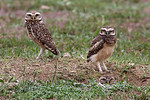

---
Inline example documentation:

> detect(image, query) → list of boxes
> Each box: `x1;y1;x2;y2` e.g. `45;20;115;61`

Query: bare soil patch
0;57;149;86
43;11;74;29
120;18;150;33
140;0;150;3
143;7;150;14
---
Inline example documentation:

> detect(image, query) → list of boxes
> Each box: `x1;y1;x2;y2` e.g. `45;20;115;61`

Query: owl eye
27;14;32;17
35;14;40;16
109;30;115;35
100;30;106;35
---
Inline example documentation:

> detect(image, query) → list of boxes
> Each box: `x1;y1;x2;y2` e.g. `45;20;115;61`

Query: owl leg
36;48;45;59
102;62;110;72
97;62;103;73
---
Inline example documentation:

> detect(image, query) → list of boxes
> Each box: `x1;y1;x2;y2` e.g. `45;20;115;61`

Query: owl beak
32;16;36;20
106;31;109;35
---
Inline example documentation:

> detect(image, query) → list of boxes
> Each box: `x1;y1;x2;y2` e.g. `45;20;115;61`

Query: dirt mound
0;57;149;86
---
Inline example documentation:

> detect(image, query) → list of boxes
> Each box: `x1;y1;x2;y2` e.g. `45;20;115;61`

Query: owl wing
87;34;104;61
34;23;60;55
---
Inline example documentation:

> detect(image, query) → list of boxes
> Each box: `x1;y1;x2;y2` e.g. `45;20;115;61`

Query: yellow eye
27;14;32;17
109;31;115;35
100;30;106;35
35;14;39;17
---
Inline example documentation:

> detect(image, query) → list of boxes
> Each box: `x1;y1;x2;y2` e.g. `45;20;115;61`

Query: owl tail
44;42;61;55
51;48;60;55
55;49;61;55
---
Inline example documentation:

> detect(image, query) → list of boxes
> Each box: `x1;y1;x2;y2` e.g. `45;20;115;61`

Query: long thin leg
97;62;103;73
102;62;110;72
36;48;45;59
102;62;107;70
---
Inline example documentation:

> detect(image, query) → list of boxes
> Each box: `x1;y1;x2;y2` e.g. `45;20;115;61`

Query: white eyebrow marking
35;12;41;15
108;28;114;31
101;27;114;31
26;13;32;15
101;28;107;30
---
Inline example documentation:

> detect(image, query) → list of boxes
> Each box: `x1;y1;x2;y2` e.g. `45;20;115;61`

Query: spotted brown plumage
87;34;104;61
87;26;117;73
25;11;60;59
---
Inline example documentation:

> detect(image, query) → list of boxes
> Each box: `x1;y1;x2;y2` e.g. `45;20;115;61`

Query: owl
25;11;60;59
87;26;117;73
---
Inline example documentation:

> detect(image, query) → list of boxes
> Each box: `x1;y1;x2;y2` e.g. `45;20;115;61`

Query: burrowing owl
25;11;60;59
87;26;117;73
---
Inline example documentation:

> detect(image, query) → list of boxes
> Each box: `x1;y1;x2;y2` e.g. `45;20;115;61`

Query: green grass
0;0;150;64
0;0;150;99
0;78;150;100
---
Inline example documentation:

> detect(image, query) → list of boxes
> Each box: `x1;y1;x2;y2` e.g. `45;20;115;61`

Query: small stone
40;5;50;10
63;52;71;57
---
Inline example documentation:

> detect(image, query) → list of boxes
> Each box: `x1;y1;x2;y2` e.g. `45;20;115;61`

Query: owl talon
106;70;111;73
100;72;104;74
36;57;40;60
100;71;106;74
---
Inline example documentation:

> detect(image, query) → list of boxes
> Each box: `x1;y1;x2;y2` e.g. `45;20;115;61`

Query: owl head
99;26;116;36
25;11;42;21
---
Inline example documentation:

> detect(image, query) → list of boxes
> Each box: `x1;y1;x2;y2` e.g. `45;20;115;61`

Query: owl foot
101;72;106;74
36;48;45;60
97;62;104;73
105;70;111;73
36;57;40;60
100;71;108;74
